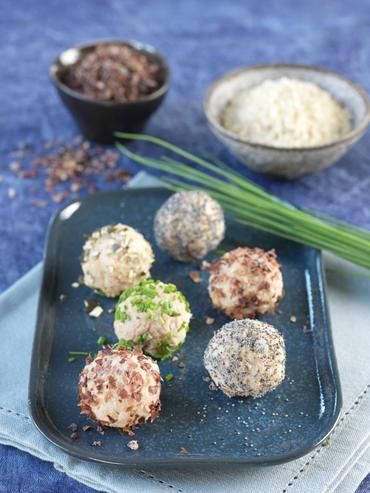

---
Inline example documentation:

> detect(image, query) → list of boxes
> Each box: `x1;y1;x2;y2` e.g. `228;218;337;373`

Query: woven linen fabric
0;172;368;493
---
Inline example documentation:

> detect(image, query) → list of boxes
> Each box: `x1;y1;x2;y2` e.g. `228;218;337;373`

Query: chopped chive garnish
67;357;76;363
97;336;107;346
165;373;174;382
68;351;89;356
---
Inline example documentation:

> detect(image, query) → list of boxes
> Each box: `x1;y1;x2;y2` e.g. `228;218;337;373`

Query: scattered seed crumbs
31;198;48;208
172;355;179;362
7;187;16;199
97;336;107;346
84;298;100;313
178;362;185;369
89;306;104;318
82;425;92;432
209;381;218;391
179;447;188;455
322;437;331;447
200;260;211;271
68;423;78;432
205;316;215;325
189;271;202;283
127;440;139;451
203;376;210;383
9;162;21;172
290;315;297;323
71;282;80;288
92;440;102;447
215;249;226;257
96;425;105;434
59;294;66;302
68;357;76;363
6;138;130;205
52;191;68;203
165;373;174;382
70;432;78;440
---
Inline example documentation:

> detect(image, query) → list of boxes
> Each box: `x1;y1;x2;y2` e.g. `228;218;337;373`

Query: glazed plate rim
29;187;343;467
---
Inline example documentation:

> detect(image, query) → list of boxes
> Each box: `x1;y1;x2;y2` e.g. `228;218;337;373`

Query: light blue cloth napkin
0;172;369;493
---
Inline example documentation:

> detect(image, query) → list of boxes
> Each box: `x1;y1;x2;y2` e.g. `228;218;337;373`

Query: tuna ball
208;247;283;319
81;223;154;297
78;346;161;431
154;191;225;262
114;279;192;360
204;319;286;398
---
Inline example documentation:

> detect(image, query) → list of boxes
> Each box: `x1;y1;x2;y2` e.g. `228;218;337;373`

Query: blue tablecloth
0;0;369;491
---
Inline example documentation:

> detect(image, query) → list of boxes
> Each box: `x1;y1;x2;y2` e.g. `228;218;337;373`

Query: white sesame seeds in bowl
204;63;370;178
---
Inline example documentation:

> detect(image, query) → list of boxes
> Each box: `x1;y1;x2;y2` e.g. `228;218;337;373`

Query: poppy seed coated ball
154;191;225;262
204;319;286;398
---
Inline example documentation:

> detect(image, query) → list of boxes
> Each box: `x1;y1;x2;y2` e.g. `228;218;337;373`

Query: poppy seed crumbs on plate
204;319;286;398
154;191;225;262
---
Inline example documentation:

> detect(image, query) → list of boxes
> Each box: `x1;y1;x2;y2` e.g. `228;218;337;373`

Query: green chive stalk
115;133;370;270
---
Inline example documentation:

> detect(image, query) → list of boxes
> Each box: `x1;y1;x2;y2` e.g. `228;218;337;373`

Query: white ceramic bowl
204;64;370;178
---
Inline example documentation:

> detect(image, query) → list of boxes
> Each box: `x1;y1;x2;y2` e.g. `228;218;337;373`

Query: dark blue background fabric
0;0;369;491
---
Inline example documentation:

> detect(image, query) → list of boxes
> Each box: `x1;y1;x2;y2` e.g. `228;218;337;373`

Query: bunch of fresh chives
116;133;370;270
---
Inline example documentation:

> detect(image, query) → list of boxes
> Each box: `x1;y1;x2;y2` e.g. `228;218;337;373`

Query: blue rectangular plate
29;188;342;466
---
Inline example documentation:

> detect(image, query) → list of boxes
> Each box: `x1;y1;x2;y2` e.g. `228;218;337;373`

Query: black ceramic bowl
50;40;169;144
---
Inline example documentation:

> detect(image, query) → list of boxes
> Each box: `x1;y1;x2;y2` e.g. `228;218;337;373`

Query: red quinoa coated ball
78;346;161;432
208;247;283;319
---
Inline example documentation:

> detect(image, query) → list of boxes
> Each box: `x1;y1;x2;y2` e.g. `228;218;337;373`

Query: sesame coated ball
78;346;161;431
154;191;225;262
114;279;192;360
204;319;286;398
208;247;283;319
81;224;154;297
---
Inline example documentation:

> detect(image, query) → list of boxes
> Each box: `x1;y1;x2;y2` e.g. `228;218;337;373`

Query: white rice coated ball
81;223;154;297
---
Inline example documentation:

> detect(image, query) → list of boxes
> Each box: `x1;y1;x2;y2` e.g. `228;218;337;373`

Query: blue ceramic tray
29;188;342;466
